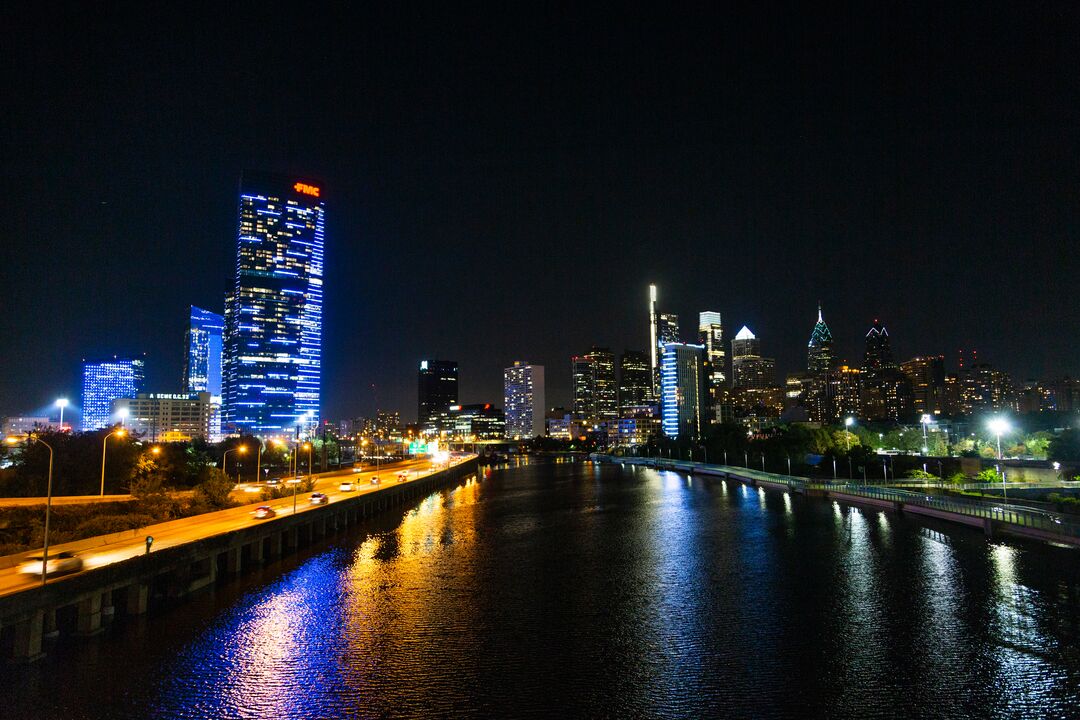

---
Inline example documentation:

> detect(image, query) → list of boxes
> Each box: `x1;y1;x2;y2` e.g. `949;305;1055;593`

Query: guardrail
593;454;1080;544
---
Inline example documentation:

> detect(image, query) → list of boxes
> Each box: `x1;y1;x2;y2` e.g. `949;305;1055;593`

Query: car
253;506;276;519
339;481;355;492
266;477;282;486
17;551;83;577
370;476;380;485
352;465;364;473
310;492;329;505
397;472;408;482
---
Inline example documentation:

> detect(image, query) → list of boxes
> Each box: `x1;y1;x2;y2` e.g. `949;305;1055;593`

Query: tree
974;468;1002;483
906;469;939;481
1049;429;1080;462
192;466;235;508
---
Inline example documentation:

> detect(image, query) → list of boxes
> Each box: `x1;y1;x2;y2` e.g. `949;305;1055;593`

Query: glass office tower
222;172;325;437
81;356;146;431
183;306;224;395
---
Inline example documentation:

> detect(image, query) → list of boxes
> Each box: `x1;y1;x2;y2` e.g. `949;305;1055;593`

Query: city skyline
3;5;1079;423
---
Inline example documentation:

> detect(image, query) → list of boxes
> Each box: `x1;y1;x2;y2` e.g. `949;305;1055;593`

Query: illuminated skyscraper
418;359;459;430
81;355;146;431
504;361;545;439
863;319;893;370
731;326;775;390
807;304;833;375
183;306;224;395
618;350;651;413
222;172;325;436
660;342;705;438
648;284;658;393
698;311;725;410
572;347;617;423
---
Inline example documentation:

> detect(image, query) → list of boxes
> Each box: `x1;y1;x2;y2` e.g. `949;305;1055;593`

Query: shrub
905;469;940;481
72;513;157;538
193;467;236;508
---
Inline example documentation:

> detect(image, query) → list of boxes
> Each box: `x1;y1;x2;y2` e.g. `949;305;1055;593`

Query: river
8;458;1080;719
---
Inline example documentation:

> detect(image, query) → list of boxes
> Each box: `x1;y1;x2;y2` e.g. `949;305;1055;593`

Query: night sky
3;4;1078;423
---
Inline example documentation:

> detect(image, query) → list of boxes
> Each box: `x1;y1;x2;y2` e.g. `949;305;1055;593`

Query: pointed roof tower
807;303;833;374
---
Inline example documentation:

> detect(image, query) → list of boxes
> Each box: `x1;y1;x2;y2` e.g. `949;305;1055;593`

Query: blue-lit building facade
183;306;224;396
222;172;325;437
81;356;146;431
660;342;704;439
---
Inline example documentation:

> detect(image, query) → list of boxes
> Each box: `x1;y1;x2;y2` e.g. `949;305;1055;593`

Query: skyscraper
222;172;325;437
418;359;459;430
698;311;725;410
648;284;658;393
900;355;946;416
863;319;893;370
807;304;833;375
183;306;224;395
731;327;775;390
572;347;617;423
658;313;680;345
660;342;704;438
504;361;545;439
618;350;651;413
81;356;146;431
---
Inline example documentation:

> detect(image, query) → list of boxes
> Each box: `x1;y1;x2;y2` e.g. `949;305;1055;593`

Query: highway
0;456;469;598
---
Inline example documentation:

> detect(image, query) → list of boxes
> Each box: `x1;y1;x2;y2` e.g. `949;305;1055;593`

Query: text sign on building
293;182;321;197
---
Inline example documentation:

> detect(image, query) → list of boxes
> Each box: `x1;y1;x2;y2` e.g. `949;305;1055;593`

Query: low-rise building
111;392;213;442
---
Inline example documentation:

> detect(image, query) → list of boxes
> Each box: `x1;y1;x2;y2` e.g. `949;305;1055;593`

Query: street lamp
987;416;1010;502
920;414;931;455
55;398;69;432
8;434;55;586
304;442;313;479
100;428;126;496
843;417;855;479
223;445;247;479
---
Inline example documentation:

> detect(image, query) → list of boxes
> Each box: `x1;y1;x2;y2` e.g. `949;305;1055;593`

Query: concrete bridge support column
127;583;149;615
286;527;299;550
268;532;283;558
11;610;45;663
250;539;265;564
76;593;104;636
43;608;58;638
225;547;242;574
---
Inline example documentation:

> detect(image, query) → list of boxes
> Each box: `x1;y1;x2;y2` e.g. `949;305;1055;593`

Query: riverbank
591;454;1080;548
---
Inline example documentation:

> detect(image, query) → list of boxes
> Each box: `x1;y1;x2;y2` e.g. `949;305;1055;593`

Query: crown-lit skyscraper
807;304;833;375
863;319;893;370
698;311;725;405
222;172;325;437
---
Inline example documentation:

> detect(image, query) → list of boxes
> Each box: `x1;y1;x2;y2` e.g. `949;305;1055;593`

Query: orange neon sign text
293;182;321;197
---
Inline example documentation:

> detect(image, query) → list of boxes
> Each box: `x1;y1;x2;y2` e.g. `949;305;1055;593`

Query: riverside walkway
593;455;1080;547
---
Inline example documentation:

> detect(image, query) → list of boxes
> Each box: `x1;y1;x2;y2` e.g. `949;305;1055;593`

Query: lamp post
100;428;126;496
55;398;69;432
920;414;931;456
988;417;1010;503
760;453;765;472
304;442;313;480
786;455;791;476
223;445;247;480
844;417;854;479
8;434;54;586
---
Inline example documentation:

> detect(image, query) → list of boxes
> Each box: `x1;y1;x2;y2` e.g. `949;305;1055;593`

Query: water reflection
7;463;1080;719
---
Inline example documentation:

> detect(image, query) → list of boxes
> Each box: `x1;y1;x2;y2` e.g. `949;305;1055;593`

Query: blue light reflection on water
8;460;1080;719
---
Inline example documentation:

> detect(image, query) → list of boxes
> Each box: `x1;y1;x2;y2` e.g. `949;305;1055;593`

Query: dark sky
2;4;1078;423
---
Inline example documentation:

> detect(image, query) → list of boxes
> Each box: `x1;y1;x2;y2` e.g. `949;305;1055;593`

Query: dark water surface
8;459;1080;719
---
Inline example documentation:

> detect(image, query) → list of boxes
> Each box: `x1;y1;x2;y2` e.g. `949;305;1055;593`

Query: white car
17;551;83;577
339;481;355;492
